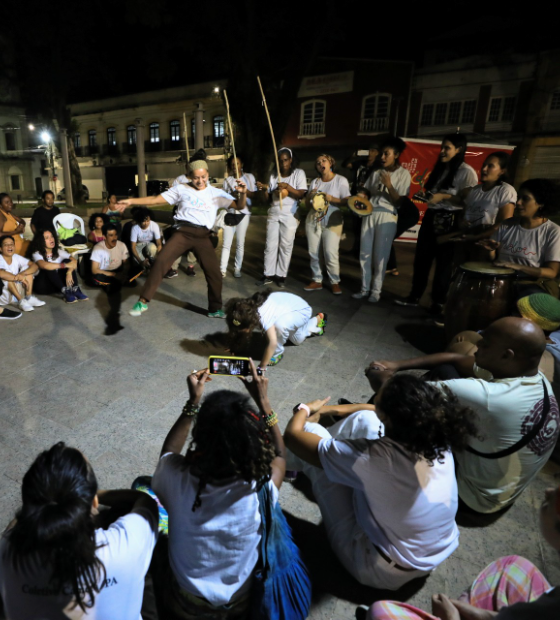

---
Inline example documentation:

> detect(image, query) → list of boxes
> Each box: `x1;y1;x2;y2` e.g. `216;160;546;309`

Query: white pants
220;214;251;273
359;210;397;298
286;412;430;590
264;208;299;278
273;304;313;357
305;214;342;284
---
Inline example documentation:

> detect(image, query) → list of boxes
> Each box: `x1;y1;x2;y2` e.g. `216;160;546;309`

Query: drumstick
183;112;190;162
223;90;240;180
257;76;283;210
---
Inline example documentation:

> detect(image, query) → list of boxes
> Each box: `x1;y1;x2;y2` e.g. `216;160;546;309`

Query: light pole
41;131;58;198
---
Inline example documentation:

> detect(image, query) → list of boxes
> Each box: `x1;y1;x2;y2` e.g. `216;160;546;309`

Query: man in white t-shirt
368;317;559;514
0;234;43;314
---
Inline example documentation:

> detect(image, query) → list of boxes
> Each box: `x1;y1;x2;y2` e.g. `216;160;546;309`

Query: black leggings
34;268;77;294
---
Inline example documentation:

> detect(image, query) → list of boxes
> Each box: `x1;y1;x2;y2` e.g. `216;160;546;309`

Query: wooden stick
257;76;283;210
183;112;190;162
223;90;240;180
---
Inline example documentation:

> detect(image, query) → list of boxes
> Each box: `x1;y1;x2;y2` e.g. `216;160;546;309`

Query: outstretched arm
284;398;331;468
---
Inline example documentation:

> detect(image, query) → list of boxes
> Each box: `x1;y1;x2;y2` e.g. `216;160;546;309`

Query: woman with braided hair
151;363;286;618
0;442;158;618
226;289;326;367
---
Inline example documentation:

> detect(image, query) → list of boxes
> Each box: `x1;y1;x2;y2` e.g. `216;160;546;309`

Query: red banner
398;139;515;241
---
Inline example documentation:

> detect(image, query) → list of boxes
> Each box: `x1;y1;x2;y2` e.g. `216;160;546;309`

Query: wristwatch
293;403;311;416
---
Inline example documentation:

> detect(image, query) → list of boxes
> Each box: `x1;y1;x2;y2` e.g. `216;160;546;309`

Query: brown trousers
141;226;222;312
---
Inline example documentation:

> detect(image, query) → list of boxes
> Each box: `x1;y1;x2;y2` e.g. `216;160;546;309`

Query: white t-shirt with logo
428;162;479;211
161;184;234;229
308;174;351;227
223;173;256;213
0;254;31;305
268;169;308;215
432;372;559;513
130;221;161;244
491;218;560;268
317;436;459;571
152;453;278;606
364;166;412;215
0;509;157;620
90;241;129;271
31;249;71;265
257;292;311;331
464;183;517;226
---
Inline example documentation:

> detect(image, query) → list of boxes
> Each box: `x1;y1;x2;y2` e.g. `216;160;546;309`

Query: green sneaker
208;309;226;319
316;312;328;335
268;353;283;366
129;301;148;317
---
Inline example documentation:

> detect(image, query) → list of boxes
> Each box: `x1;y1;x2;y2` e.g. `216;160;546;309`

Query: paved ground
1;215;559;619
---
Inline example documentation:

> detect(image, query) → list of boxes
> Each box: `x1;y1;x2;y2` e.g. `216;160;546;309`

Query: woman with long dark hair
0;442;158;618
284;373;478;590
396;134;477;313
226;289;326;367
29;228;88;302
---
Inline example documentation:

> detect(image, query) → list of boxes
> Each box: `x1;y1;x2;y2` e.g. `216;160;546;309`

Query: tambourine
348;195;373;216
311;192;329;218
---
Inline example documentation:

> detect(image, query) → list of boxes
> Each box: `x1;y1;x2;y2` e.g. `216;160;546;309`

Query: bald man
367;318;560;514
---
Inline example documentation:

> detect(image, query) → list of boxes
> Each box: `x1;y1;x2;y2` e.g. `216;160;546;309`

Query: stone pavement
1;215;559;619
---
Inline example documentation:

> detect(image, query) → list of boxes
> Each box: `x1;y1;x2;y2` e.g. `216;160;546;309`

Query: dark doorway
105;166;137;197
34;177;43;198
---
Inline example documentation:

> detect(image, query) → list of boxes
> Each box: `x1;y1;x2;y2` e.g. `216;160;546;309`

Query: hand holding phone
239;358;270;414
208;356;263;376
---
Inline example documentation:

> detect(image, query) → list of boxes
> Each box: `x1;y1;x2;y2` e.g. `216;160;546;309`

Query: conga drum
444;262;516;342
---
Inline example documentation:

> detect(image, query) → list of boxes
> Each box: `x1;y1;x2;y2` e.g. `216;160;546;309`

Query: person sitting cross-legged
0;234;44;314
368;316;560;515
284;374;478;590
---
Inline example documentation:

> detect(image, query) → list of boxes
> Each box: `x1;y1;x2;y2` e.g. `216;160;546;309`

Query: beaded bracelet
264;410;278;428
182;401;200;417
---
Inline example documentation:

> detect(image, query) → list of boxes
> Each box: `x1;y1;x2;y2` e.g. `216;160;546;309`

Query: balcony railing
299;121;325;137
359;117;389;132
122;142;137;154
101;144;120;156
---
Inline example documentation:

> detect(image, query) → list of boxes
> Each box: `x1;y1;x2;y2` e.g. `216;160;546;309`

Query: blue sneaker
63;288;78;304
73;286;88;301
208;309;226;319
268;353;283;366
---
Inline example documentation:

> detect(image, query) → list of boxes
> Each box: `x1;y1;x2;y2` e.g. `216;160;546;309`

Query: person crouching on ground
129;207;163;273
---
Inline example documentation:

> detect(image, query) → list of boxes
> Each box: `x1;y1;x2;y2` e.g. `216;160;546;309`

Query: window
10;175;21;190
127;125;136;145
434;103;448;125
420;104;434;126
74;133;81;148
213;116;224;139
88;130;97;146
8;166;22;191
5;132;16;151
551;92;560;111
299;100;326;136
360;94;391;132
107;127;116;146
461;100;477;123
149;122;160;143
421;100;477;127
487;97;516;123
447;102;461;125
191;118;196;137
170;120;181;142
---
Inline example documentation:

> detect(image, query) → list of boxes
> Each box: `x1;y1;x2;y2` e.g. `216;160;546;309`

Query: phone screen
209;357;251;376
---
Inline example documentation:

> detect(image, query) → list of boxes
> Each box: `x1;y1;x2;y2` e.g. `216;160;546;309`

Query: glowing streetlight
213;87;220;93
28;124;35;131
41;131;51;142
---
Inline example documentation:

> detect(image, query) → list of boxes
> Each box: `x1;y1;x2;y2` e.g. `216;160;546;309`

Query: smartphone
357;150;369;157
208;356;262;376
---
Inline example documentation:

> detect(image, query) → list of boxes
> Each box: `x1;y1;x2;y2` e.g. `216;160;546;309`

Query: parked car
129;180;170;197
57;185;89;201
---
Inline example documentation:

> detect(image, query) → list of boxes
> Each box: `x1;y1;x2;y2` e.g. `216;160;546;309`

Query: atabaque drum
444;262;516;342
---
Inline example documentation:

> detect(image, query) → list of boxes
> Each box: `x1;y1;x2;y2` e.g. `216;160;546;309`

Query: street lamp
41;131;51;143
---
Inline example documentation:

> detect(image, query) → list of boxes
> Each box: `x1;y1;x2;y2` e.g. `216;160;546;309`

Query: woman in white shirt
397;134;478;313
226;289;326;367
256;148;307;287
151;364;287;618
220;155;256;278
116;158;247;319
0;442;158;620
352;137;411;303
284;373;478;590
304;154;350;295
0;234;42;313
29;228;89;303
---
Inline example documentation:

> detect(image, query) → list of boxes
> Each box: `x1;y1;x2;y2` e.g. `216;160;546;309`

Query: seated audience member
29;229;88;303
91;223;136;335
130;207;162;270
369;317;560;514
0;192;29;256
363;485;560;619
284;374;478;590
151;363;288;618
88;212;109;244
0;442;158;619
478;178;560;298
102;193;123;236
31;190;60;234
0;234;44;313
226;290;326;367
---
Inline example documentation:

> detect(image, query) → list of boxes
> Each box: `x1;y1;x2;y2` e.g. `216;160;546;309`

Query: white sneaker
19;299;34;312
221;271;226;278
368;294;380;303
234;270;242;278
352;291;369;300
26;296;46;307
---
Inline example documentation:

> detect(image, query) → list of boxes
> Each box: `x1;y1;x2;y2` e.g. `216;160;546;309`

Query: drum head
312;192;328;213
348;195;373;216
460;261;515;276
